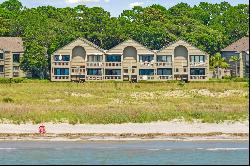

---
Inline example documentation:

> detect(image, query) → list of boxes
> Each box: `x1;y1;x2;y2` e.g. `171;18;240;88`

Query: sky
0;0;249;17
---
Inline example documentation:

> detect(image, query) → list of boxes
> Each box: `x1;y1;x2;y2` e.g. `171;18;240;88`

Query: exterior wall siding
51;39;210;82
0;51;25;78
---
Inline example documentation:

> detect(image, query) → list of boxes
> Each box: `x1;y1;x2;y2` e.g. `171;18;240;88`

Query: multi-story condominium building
51;38;209;82
0;37;26;78
221;36;249;78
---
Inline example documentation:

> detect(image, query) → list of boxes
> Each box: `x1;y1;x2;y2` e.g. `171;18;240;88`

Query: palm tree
229;55;240;77
210;53;229;78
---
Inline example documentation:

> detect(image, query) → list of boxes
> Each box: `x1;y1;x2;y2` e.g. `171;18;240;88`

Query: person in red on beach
39;123;46;134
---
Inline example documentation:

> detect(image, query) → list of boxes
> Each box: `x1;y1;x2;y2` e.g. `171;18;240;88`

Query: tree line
0;0;249;78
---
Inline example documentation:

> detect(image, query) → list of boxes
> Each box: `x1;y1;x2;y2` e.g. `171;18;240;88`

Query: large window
105;69;121;75
0;53;3;60
13;53;20;63
54;68;69;75
106;55;121;62
54;55;70;61
88;55;102;62
139;55;154;62
139;69;154;75
190;55;205;62
157;55;172;62
190;68;205;75
157;68;172;75
87;69;102;75
0;65;4;72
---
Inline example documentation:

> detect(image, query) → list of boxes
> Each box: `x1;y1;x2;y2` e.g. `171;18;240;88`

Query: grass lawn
0;81;248;124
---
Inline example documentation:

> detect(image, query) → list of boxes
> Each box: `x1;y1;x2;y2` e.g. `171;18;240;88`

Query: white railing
138;62;154;67
189;62;206;67
86;62;104;67
71;68;85;75
105;75;122;80
53;61;70;66
105;62;122;67
158;75;173;80
53;76;70;80
86;75;103;80
190;75;207;80
156;62;172;67
139;75;155;80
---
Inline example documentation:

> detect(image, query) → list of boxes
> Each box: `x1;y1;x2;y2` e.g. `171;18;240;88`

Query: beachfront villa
221;36;249;78
0;37;26;78
51;38;209;82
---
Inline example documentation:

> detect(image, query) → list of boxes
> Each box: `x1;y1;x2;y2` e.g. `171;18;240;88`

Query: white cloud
129;2;144;8
65;0;100;4
104;0;110;2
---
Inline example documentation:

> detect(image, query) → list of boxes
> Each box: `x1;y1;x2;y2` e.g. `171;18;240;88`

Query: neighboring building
221;36;249;78
51;38;210;82
0;37;26;78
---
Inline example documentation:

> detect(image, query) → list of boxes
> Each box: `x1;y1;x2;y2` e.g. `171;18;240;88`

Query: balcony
105;62;122;68
53;75;70;80
189;62;207;67
71;68;85;75
156;62;172;67
86;75;103;81
157;75;173;80
86;62;104;67
139;75;155;80
53;61;70;66
105;75;121;80
138;61;155;68
173;67;188;74
190;75;207;80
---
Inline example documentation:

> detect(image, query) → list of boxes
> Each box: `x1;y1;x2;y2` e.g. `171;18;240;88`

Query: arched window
72;46;86;62
174;45;188;59
174;45;188;67
123;46;137;62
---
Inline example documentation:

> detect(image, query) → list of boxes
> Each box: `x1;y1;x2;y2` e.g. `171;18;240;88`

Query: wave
0;148;17;150
165;149;172;151
147;149;160;151
206;148;248;151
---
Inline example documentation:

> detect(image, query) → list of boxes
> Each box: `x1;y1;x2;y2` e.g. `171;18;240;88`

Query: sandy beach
0;121;248;141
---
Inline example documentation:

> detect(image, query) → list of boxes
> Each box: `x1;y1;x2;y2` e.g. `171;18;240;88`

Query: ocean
0;140;248;165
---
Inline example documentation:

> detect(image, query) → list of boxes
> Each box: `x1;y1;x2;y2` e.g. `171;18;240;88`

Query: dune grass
0;81;248;124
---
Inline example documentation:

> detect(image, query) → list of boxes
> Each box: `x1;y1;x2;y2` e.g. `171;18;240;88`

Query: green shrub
231;77;248;82
0;78;11;83
11;78;25;83
2;97;14;103
22;78;50;83
222;75;232;80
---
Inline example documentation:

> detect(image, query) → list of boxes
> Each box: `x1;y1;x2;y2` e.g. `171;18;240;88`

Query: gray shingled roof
222;37;249;52
0;37;24;52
